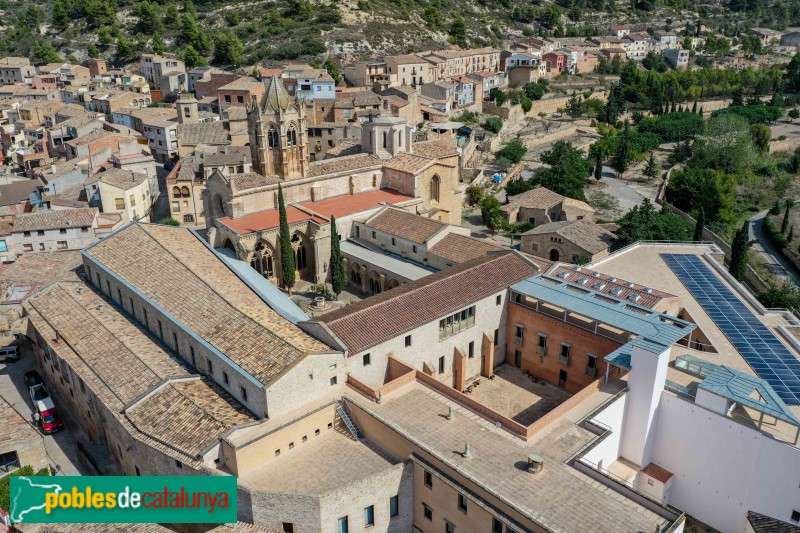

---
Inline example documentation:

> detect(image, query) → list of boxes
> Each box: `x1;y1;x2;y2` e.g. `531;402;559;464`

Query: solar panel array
662;253;800;405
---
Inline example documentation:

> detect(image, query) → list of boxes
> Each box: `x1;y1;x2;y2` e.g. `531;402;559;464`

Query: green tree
520;96;533;113
594;150;603;181
323;58;343;84
490;88;507;106
505;178;533;197
164;4;180;27
158;217;180;226
565;91;584;118
182;45;207;67
87;44;99;59
329;216;344;298
789;109;800;121
537;140;592;200
731;87;745;107
523;81;546;101
421;6;443;29
750;123;771;153
495;139;527;164
213;32;244;66
612;199;693;250
448;16;467;47
52;0;69;31
133;1;163;34
693;114;754;176
728;221;751;282
116;35;135;60
479;195;504;235
278;185;296;293
612;120;631;177
693;207;705;241
151;33;165;55
33;41;61;64
644;151;658;180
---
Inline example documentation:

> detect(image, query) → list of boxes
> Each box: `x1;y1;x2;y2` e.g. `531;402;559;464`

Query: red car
35;399;64;434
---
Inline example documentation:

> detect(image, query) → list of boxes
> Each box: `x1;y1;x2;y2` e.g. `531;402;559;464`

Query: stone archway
289;230;312;281
387;279;400;290
250;240;275;280
549;248;560;261
368;270;383;294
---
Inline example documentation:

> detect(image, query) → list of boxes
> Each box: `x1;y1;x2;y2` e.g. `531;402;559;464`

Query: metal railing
0;458;20;477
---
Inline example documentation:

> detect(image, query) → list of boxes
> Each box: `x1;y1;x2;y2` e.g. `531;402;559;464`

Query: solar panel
662;253;800;405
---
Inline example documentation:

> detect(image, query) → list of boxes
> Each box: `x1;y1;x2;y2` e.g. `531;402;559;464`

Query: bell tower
247;75;309;180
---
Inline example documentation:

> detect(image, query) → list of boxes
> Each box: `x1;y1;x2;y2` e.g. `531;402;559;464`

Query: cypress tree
789;225;795;243
277;185;296;294
644;151;658;180
699;106;704;115
612;120;630;177
693;207;705;242
729;221;751;282
594;150;603;181
329;216;345;299
692;100;698;113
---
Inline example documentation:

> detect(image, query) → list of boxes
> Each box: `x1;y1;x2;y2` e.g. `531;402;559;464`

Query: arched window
268;125;279;148
214;194;226;217
183;214;194;223
180;186;190;197
430;175;441;203
172;186;181;197
287;125;297;147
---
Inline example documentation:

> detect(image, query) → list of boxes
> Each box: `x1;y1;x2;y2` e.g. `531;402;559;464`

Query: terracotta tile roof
230;172;281;192
0;219;12;236
12;207;96;232
412;138;458;158
218;77;263;91
382;153;435;174
125;378;252;456
84;224;331;384
0;251;82;293
308;153;382;177
548;264;674;309
299;188;413;219
428;233;505;264
205;146;251;167
641;462;673;483
176;122;229;146
386;54;431;65
218;205;326;235
524;220;614;255
322;252;539;354
502;186;564;211
562;196;595;213
746;511;800;533
366;207;447;243
0;395;40;451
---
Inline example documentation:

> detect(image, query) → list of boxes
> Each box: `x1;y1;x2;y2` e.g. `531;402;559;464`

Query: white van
0;345;18;363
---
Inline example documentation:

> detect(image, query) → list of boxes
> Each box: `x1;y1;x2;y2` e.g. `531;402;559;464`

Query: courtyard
464;364;572;425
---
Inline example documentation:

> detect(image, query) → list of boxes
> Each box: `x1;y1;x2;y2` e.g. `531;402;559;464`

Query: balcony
513;336;523;346
559;354;570;367
536;345;546;356
585;366;596;378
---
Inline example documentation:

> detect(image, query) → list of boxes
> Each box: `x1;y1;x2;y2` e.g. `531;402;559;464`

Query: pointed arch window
287;125;297;147
430;175;441;203
267;125;279;148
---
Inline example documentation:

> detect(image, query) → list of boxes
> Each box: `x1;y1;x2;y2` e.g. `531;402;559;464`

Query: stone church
204;75;464;288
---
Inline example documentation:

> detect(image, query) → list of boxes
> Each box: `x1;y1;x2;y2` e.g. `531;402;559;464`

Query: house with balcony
292;69;336;101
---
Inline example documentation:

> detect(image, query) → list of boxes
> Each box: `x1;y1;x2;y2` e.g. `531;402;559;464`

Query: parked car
0;345;19;363
23;370;42;389
34;398;64;434
29;383;50;405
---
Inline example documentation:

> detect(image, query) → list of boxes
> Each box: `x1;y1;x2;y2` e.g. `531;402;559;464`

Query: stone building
501;186;595;226
10;207;112;256
520;219;615;263
203;76;463;289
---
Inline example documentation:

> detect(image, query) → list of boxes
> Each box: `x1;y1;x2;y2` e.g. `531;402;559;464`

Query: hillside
1;0;800;69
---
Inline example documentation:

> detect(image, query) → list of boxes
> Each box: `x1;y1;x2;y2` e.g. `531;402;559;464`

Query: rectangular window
115;198;125;210
224;95;231;103
57;241;67;249
363;353;371;366
458;493;467;512
172;331;179;352
468;341;474;358
0;240;6;252
223;372;229;385
207;359;213;374
338;517;348;533
355;226;360;237
175;460;182;469
129;194;136;207
791;510;800;524
59;228;67;234
439;356;445;373
364;505;374;527
391;237;396;246
389;495;399;517
445;522;455;533
157;320;163;338
423;503;432;521
515;324;524;340
494;328;499;344
241;386;248;402
282;524;294;533
190;346;195;366
237;95;244;103
424;469;432;488
412;244;417;253
330;376;338;386
23;243;33;252
496;294;501;305
405;335;412;347
492;518;503;533
135;466;141;476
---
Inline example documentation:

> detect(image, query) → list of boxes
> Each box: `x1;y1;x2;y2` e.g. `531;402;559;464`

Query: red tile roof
218;206;326;235
322;252;539;354
299;188;413;220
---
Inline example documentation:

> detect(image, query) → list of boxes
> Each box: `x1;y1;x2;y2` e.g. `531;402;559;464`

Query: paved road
749;210;800;285
0;339;85;476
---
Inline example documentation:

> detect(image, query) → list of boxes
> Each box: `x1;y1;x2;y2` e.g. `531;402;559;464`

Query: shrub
520;96;533;113
483;116;503;133
159;217;181;226
495;139;527;164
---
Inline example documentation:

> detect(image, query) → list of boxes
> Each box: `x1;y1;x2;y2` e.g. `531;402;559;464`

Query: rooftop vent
558;271;569;279
96;303;104;310
577;277;588;285
527;453;544;474
573;265;582;271
644;287;653;293
593;282;606;290
628;294;640;302
608;277;617;282
610;288;623;296
624;281;635;287
591;271;601;277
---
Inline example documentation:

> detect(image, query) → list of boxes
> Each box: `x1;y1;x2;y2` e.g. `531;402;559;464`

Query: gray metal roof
511;275;695;349
340;240;434;281
699;365;800;426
